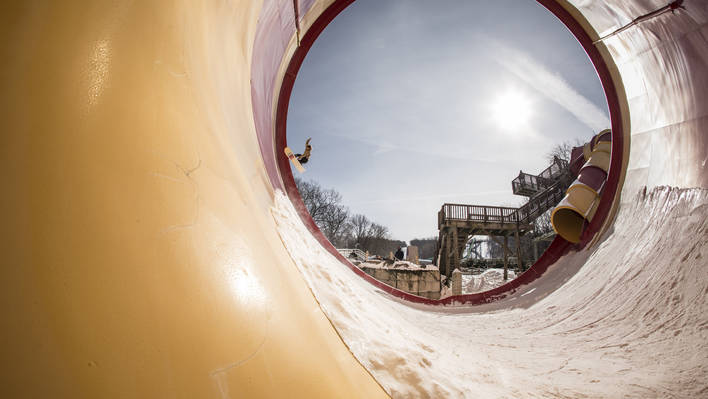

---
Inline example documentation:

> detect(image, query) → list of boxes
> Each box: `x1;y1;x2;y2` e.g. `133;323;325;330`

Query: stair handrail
336;248;368;262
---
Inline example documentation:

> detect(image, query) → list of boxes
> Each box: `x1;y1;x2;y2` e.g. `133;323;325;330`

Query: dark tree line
295;178;404;256
409;237;437;260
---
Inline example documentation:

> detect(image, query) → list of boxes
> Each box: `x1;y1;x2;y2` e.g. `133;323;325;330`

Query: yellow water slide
552;129;612;243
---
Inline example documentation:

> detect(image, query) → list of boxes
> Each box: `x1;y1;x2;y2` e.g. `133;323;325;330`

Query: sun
492;89;533;131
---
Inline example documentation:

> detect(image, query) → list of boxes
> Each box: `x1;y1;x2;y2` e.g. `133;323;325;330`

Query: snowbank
358;260;438;271
462;269;517;294
273;187;708;398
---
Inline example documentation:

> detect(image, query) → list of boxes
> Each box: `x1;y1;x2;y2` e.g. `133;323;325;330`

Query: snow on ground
272;187;708;398
358;260;439;271
462;269;517;294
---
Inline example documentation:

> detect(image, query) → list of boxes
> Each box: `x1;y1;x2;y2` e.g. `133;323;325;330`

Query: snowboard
284;146;306;173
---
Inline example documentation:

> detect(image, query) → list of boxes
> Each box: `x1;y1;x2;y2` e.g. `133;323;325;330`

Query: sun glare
492;89;533;131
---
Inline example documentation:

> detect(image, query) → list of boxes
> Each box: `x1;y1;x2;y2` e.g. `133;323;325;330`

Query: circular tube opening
268;0;626;305
551;207;586;244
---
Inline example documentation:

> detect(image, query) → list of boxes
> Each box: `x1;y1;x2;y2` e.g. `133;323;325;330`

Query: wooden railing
337;248;368;261
439;158;572;229
512;173;552;196
515;188;564;224
439;203;521;227
539;156;569;180
440;182;567;228
512;156;569;197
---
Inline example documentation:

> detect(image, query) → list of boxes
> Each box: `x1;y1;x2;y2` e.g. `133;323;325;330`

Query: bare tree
319;204;351;247
368;223;389;240
349;214;371;245
346;214;398;256
546;138;584;163
365;223;391;255
295;177;351;246
295;178;343;225
294;178;400;255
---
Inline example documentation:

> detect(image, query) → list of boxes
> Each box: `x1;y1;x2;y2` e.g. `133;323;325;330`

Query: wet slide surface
2;0;707;398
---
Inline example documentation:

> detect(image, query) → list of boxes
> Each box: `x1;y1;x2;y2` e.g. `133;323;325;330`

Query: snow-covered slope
274;186;707;398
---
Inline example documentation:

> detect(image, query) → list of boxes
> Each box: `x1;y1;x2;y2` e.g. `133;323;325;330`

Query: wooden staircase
434;157;572;279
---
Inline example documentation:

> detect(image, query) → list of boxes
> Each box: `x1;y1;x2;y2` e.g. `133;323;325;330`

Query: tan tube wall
0;1;387;397
3;0;707;396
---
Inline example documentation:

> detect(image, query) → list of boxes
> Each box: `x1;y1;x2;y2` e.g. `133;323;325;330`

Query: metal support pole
452;226;459;275
515;228;523;272
533;240;538;262
446;232;453;278
503;234;509;281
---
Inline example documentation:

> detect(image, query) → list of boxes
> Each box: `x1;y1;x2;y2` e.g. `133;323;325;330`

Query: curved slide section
552;130;612;243
1;2;385;397
2;1;707;398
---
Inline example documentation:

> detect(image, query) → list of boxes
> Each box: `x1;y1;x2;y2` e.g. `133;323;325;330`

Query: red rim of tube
274;0;624;305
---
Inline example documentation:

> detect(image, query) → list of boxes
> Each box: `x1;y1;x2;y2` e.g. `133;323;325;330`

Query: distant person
394;247;404;261
295;138;312;164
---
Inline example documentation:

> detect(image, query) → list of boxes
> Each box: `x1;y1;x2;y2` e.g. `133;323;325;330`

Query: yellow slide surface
0;1;385;397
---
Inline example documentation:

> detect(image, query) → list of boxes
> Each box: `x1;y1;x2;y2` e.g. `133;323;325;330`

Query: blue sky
287;0;610;242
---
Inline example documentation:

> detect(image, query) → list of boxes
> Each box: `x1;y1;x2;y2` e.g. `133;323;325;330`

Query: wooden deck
434;157;573;279
436;204;533;278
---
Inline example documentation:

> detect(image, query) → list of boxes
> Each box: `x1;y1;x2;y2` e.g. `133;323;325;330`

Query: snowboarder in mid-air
295;138;312;164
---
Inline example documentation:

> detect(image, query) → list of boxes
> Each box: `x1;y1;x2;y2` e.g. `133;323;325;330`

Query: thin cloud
349;190;510;205
491;40;611;132
327;131;512;164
